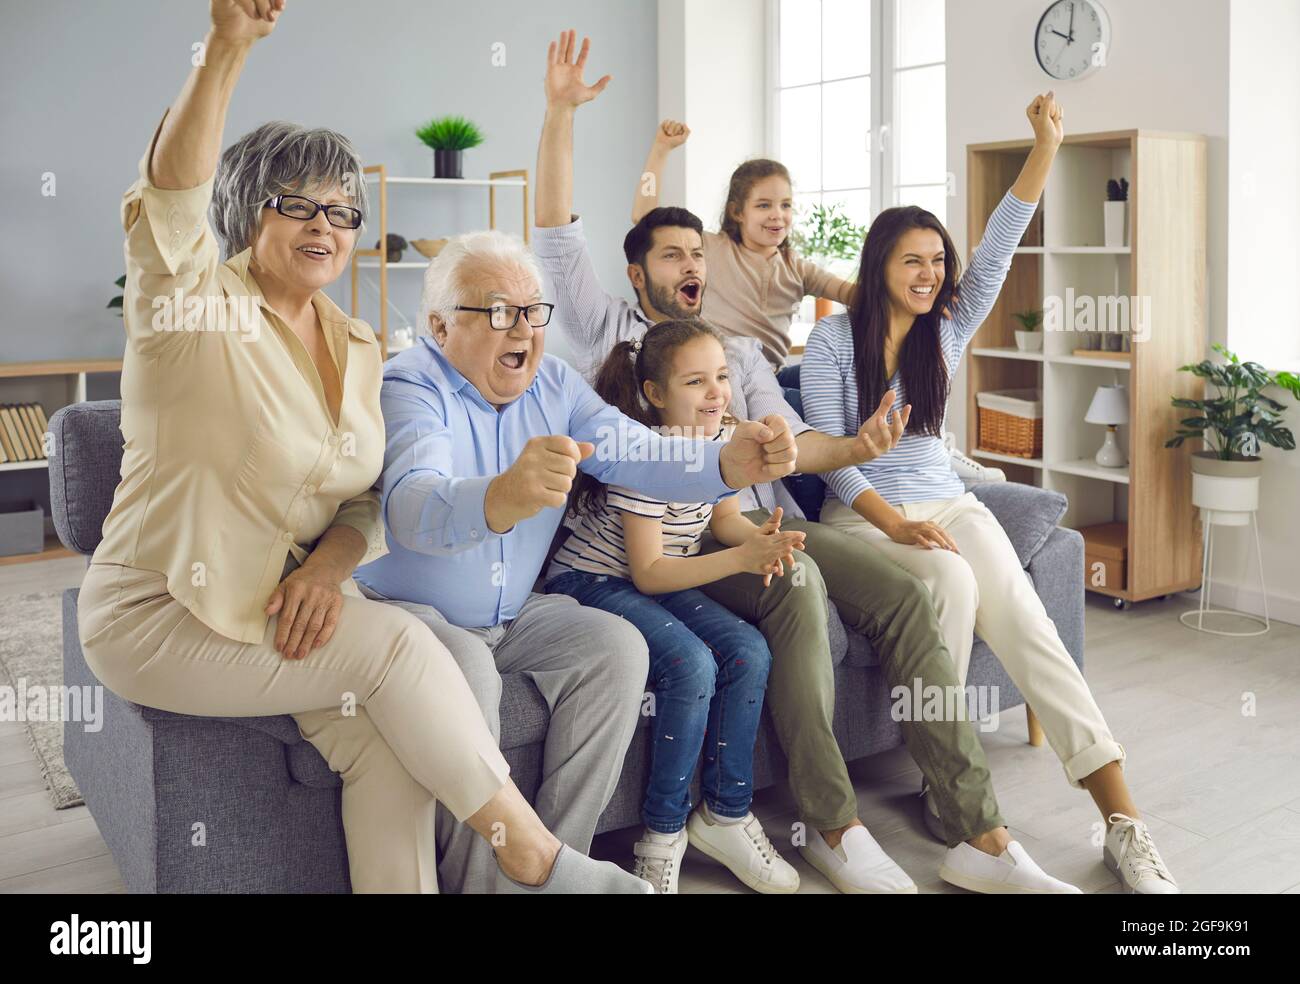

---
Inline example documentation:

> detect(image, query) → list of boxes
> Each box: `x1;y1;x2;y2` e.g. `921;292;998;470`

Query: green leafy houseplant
415;116;484;152
1012;309;1043;331
1165;344;1300;459
107;274;125;316
1106;177;1129;202
416;116;484;179
791;202;868;264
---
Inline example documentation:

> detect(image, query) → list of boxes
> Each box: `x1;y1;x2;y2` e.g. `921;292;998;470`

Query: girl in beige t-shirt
632;120;857;369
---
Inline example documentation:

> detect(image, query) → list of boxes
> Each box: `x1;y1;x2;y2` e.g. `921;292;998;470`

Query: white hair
419;230;543;334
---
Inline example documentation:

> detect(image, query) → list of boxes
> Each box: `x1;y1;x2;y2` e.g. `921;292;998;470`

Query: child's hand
739;507;806;586
655;119;690;151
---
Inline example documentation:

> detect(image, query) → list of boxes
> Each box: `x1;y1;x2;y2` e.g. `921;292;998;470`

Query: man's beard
645;272;704;321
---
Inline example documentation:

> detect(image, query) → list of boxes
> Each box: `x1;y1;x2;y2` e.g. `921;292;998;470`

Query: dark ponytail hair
719;159;793;252
847;205;961;438
572;318;725;518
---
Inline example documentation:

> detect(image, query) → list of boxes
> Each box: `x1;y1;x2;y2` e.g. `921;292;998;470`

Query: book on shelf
0;403;50;461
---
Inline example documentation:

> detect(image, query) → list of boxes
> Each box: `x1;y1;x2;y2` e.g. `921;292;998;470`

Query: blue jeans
545;570;773;833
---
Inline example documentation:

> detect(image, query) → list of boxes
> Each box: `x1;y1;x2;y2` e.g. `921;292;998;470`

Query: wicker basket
976;388;1043;458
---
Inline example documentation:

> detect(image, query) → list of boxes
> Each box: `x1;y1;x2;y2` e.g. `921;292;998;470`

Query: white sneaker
945;431;1006;482
632;828;688;895
687;807;800;894
939;840;1082;894
799;825;917;894
1105;813;1180;894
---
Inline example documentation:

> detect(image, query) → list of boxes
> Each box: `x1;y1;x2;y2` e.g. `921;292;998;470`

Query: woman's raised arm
150;0;283;190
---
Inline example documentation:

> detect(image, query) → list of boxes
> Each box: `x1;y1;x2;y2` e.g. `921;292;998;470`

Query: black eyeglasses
455;303;555;331
264;194;363;230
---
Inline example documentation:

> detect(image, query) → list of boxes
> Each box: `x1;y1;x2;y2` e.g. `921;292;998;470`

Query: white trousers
821;492;1124;787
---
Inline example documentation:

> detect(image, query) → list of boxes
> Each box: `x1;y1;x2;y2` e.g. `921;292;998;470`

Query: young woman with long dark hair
801;93;1180;895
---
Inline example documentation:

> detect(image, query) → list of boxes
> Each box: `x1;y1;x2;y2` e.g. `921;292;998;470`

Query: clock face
1035;0;1111;80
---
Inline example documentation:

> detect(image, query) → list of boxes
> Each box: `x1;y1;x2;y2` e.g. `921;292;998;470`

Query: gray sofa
50;400;1085;893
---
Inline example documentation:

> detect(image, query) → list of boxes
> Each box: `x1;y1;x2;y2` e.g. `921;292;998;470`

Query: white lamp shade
1085;385;1130;426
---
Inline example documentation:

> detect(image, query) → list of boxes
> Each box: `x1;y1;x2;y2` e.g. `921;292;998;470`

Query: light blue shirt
355;337;733;629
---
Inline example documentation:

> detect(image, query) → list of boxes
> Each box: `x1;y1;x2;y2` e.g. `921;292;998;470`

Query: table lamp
1085;384;1129;467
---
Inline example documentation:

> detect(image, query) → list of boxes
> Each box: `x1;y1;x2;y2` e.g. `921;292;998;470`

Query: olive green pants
696;510;1005;846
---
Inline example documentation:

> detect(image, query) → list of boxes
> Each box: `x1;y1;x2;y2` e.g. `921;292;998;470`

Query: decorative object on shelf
415;115;485;179
374;233;408;263
410;237;448;259
1165;345;1299;636
107;275;125;317
1084;384;1129;467
1034;0;1111;81
1012;308;1044;352
1104;177;1128;248
976;389;1043;458
1071;346;1128;361
389;326;415;352
792;202;866;321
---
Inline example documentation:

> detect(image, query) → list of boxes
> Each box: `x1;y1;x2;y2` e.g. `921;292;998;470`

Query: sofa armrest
969;482;1068;568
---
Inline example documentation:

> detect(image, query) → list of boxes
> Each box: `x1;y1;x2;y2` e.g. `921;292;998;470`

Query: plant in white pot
1165;344;1300;515
1012;308;1043;352
1104;177;1128;248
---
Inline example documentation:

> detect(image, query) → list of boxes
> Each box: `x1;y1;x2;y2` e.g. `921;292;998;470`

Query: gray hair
211;121;368;259
419;230;543;334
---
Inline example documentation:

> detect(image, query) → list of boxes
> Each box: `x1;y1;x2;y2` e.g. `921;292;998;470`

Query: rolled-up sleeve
327;489;389;567
121;110;221;354
378;378;505;555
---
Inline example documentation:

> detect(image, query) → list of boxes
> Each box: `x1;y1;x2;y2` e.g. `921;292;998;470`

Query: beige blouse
701;230;853;369
93;114;388;644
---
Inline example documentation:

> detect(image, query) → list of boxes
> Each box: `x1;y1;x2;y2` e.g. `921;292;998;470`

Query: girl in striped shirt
545;319;804;894
801;93;1179;894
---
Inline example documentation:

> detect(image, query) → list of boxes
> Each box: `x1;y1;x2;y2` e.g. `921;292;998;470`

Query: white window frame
766;0;946;222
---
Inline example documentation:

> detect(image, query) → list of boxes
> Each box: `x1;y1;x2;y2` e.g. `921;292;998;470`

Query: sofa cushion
968;481;1067;568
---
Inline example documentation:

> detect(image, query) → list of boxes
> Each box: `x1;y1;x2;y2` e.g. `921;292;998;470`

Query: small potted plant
791;202;866;320
1012;308;1043;352
416;116;484;179
1165;344;1300;513
1104;177;1128;248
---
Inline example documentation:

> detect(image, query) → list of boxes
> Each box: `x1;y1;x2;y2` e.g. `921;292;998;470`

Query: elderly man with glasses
354;229;799;893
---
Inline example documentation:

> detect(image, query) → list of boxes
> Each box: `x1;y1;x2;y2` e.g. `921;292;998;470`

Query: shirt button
282;532;294;543
328;434;340;447
304;485;316;495
696;512;703;518
471;529;480;539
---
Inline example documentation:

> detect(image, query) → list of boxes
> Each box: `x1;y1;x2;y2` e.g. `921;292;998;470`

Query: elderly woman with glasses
77;0;650;895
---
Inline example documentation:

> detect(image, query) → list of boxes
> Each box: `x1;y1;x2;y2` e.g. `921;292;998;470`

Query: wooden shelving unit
0;359;123;565
965;130;1207;606
349;164;529;358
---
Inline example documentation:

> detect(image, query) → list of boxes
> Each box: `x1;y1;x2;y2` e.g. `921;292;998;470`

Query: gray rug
0;591;84;809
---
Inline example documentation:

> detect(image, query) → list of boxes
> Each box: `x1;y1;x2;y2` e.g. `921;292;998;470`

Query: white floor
2;553;1298;894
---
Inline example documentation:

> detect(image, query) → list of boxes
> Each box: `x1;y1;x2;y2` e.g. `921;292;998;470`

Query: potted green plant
107;274;125;316
791;202;866;319
1104;176;1128;248
1012;308;1043;352
415;115;484;179
1165;344;1300;513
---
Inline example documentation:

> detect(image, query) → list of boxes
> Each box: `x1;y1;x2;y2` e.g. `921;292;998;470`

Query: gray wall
1;0;659;366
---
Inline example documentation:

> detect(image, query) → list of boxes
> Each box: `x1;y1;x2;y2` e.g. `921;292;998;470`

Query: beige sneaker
687;807;799;894
1105;814;1180;894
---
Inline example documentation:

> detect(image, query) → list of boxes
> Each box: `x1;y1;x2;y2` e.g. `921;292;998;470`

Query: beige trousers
76;561;512;893
821;493;1125;787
